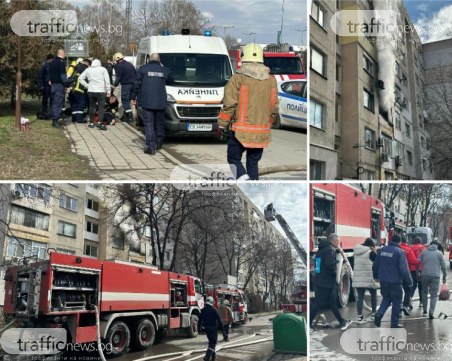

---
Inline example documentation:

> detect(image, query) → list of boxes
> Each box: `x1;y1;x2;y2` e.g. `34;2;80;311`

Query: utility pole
125;0;132;51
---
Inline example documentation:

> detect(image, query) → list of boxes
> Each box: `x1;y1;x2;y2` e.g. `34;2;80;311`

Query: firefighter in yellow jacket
218;43;279;180
219;299;233;342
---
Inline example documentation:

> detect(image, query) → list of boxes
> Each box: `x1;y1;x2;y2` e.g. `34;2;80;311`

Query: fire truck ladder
264;203;307;266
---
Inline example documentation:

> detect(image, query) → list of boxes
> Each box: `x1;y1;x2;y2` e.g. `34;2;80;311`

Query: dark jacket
131;60;170;110
373;242;412;285
69;63;89;93
313;239;337;289
199;303;223;329
114;59;136;86
38;61;50;88
49;56;67;85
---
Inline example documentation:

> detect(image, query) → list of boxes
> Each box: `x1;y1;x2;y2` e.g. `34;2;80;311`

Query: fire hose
94;305;107;361
133;333;273;361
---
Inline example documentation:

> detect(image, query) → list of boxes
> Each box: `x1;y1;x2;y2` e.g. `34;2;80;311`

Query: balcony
85;208;99;219
84;231;99;242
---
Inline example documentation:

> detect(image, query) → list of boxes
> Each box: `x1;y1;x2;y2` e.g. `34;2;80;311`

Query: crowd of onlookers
310;232;447;331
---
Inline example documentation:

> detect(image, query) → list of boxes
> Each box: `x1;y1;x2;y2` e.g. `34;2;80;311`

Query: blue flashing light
204;30;212;37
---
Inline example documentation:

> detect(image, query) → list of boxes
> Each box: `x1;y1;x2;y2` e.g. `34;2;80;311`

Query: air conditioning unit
11;190;22;199
395;156;403;167
381;153;389;162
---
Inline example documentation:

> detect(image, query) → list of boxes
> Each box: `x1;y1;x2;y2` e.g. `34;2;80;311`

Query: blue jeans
51;83;65;121
142;109;165;150
227;133;263;180
377;282;403;327
120;83;133;113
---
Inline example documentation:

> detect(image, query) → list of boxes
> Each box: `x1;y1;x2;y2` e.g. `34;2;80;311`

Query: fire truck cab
4;252;203;357
205;284;248;324
310;184;386;307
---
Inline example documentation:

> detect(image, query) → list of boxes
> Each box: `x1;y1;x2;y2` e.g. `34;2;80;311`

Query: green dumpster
273;313;307;354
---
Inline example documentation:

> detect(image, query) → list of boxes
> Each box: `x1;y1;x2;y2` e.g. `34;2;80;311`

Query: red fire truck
205;284;248;324
310;183;386;307
228;48;305;80
3;252;204;357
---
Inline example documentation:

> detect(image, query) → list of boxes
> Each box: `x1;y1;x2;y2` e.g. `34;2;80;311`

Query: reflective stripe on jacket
218;63;279;149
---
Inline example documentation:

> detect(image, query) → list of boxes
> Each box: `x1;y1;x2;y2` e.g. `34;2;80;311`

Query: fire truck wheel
187;314;199;338
105;321;130;357
132;318;155;351
337;266;351;308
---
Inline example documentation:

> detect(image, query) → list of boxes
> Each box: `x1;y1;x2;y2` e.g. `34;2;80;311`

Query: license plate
187;124;213;131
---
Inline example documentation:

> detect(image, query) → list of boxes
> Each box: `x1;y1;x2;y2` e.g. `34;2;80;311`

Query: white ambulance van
136;32;233;136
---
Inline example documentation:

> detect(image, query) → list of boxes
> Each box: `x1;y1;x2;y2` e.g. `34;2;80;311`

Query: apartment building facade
309;0;433;180
422;38;452;179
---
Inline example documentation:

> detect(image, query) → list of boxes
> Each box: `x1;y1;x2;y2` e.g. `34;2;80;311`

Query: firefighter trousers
204;326;218;360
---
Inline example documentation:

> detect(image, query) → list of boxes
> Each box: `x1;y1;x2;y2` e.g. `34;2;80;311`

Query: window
406;151;413;166
310;99;325;129
381;134;393;157
84;242;98;257
405;123;411;138
281;81;306;97
59;194;78;212
418;115;424;130
7;237;46;260
86;221;99;234
112;231;125;249
422;159;428;172
363;55;374;76
336;64;340;81
56;248;76;255
394;111;401;130
14;184;51;203
311;48;326;76
363;89;374;111
311;2;325;27
365;128;376;150
57;221;76;238
363;170;375;180
10;206;49;231
421;136;426;149
87;199;99;212
310;160;326;180
394;61;400;77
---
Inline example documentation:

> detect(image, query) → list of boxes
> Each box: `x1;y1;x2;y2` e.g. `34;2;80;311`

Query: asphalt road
164;128;307;180
310;252;452;361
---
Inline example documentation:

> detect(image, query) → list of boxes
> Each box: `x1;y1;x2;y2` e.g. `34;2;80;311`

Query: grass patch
0;100;96;180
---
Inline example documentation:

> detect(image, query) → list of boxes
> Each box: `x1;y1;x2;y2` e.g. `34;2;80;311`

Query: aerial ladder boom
264;203;307;266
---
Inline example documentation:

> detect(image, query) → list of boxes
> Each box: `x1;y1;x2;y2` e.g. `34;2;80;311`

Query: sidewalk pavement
64;122;179;180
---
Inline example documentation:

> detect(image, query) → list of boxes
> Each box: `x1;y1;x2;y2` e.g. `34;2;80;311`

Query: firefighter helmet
223;299;230;306
241;43;263;63
113;52;124;62
206;296;214;305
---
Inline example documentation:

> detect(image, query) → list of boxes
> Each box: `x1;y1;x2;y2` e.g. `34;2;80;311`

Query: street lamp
242;32;256;42
291;28;307;46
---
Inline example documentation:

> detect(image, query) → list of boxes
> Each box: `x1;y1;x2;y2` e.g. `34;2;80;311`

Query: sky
239;183;308;256
404;1;452;43
191;0;307;46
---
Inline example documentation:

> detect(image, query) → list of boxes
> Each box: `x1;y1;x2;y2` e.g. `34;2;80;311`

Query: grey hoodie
79;59;110;93
419;244;446;279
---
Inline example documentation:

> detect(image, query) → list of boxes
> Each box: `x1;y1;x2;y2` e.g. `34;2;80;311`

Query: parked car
274;79;307;130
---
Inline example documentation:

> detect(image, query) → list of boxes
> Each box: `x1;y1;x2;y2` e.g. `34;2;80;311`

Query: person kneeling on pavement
219;299;233;342
200;296;224;361
372;234;413;328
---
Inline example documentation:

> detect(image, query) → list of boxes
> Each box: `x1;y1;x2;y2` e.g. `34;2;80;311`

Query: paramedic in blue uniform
130;53;170;155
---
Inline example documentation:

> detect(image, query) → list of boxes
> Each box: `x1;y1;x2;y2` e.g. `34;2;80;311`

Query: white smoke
374;0;402;113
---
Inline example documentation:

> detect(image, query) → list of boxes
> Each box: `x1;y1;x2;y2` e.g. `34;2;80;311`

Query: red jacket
410;244;427;270
400;243;420;271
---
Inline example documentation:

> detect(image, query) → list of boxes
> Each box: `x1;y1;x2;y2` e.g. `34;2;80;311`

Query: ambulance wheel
187;314;199;338
105;321;130;357
132;318;155;351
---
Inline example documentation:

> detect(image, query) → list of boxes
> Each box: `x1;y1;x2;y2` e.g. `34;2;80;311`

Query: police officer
37;54;54;119
113;52;136;123
49;49;68;128
219;299;233;341
130;53;170;155
373;234;413;328
199;296;224;361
